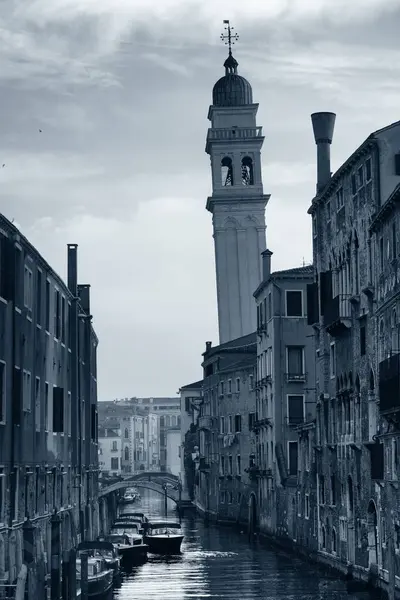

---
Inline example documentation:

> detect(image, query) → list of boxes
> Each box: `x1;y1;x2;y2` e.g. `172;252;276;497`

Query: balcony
244;465;260;480
198;415;215;431
286;372;306;383
206;126;263;145
199;457;210;472
253;417;272;432
379;353;400;417
324;294;352;336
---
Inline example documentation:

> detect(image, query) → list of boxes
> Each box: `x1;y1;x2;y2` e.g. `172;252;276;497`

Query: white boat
143;521;184;555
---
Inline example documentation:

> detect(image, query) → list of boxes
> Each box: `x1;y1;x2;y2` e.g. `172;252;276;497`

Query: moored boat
107;530;148;563
76;556;114;598
143;521;184;555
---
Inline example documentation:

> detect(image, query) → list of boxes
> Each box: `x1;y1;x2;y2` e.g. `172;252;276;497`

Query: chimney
262;249;273;281
205;341;212;352
311;112;336;193
67;244;78;296
78;284;91;315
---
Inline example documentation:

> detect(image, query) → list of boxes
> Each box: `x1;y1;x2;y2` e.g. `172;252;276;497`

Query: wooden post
164;485;168;518
80;553;88;600
61;551;69;600
67;549;76;600
388;482;396;600
50;512;61;600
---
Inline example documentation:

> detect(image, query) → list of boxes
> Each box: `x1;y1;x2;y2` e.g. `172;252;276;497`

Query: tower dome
212;53;253;107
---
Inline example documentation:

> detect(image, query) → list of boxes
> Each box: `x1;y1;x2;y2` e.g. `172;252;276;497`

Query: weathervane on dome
220;20;239;56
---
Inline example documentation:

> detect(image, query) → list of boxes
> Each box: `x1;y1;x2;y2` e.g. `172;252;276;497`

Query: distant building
195;335;257;525
179;380;203;493
166;427;181;478
0;221;98;593
98;396;180;472
98;424;122;475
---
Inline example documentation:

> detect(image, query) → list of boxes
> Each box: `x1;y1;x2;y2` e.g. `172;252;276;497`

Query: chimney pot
261;249;273;282
205;341;212;352
311;112;336;193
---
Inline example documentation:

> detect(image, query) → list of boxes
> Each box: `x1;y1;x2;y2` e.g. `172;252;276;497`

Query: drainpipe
316;474;321;549
9;237;17;528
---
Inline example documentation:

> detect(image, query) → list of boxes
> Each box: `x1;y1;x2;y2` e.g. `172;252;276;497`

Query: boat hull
144;535;183;555
79;569;114;599
119;544;148;564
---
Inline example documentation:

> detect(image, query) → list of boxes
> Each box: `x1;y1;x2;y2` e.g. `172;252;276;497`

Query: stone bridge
99;471;182;504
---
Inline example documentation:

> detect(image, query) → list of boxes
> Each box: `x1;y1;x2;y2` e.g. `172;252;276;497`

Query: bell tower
206;21;270;344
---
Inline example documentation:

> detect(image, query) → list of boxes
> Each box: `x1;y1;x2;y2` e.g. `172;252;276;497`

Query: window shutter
319;271;333;316
12;368;22;425
369;443;384;480
394;153;400;176
307;282;318;325
53;387;64;433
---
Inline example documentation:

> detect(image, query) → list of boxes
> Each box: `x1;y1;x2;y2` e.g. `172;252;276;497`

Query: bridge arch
99;471;181;505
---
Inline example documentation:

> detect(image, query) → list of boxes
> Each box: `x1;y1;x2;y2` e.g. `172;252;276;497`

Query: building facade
205;41;269;344
98;424;122;475
166;428;181;478
195;335;257;526
179;380;202;494
253;250;315;537
0;219;99;595
307;114;400;592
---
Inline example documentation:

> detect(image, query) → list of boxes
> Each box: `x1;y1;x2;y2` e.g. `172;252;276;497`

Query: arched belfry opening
221;156;233;186
241;156;254;185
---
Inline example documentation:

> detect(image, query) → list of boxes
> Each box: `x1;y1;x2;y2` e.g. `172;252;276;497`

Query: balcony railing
286;372;306;383
198;415;215;431
379;353;400;414
199;457;211;472
324;294;352;335
207;127;263;142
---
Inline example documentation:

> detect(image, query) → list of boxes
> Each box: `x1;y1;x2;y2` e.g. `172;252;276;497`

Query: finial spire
220;20;239;56
221;20;239;75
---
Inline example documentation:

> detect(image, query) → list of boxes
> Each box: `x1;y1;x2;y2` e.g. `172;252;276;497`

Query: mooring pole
50;511;61;600
163;485;168;517
80;553;88;600
67;548;76;600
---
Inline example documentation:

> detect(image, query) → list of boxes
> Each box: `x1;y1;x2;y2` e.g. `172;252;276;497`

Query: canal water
113;491;371;600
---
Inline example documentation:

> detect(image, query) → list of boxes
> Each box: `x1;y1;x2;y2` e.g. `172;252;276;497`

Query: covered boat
78;540;120;575
143;521;184;555
76;556;114;598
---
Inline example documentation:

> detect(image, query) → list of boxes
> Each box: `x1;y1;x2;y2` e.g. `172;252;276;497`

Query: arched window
124;446;129;461
124;428;129;439
332;527;337;554
241;156;254;185
321;525;326;550
221;156;233;186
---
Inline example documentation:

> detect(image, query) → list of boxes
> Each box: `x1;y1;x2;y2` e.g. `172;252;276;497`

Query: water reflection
113;491;371;600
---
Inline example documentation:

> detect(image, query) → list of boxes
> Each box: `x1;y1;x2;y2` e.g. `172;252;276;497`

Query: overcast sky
1;0;400;400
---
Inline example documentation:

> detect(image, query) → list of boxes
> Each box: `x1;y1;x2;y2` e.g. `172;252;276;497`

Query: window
52;387;64;433
44;382;49;431
339;517;347;541
220;381;224;396
111;458;119;470
331;475;336;505
286;291;303;317
221;156;233;186
24;266;33;309
124;428;129;438
0;468;4;524
336;187;344;209
35;377;40;432
305;494;310;519
380;237;384;271
54;290;61;339
241;156;254;185
61;296;66;343
124;447;129;461
228;455;233;474
287;395;304;425
112;441;118;451
312;214;317;238
351;174;357;195
365;158;372;181
319;475;325;504
248;412;256;431
360;325;366;356
234;414;242;433
219;416;225;434
219;455;225;475
227;379;232;394
227;415;233;434
23;370;32;412
330;343;336;378
236;455;241;475
0;361;5;424
236;377;240;393
36;269;42;325
357;166;364;187
249;374;254;391
45;280;51;331
228;491;233;503
288;441;298;476
286;346;304;378
332;528;337;554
